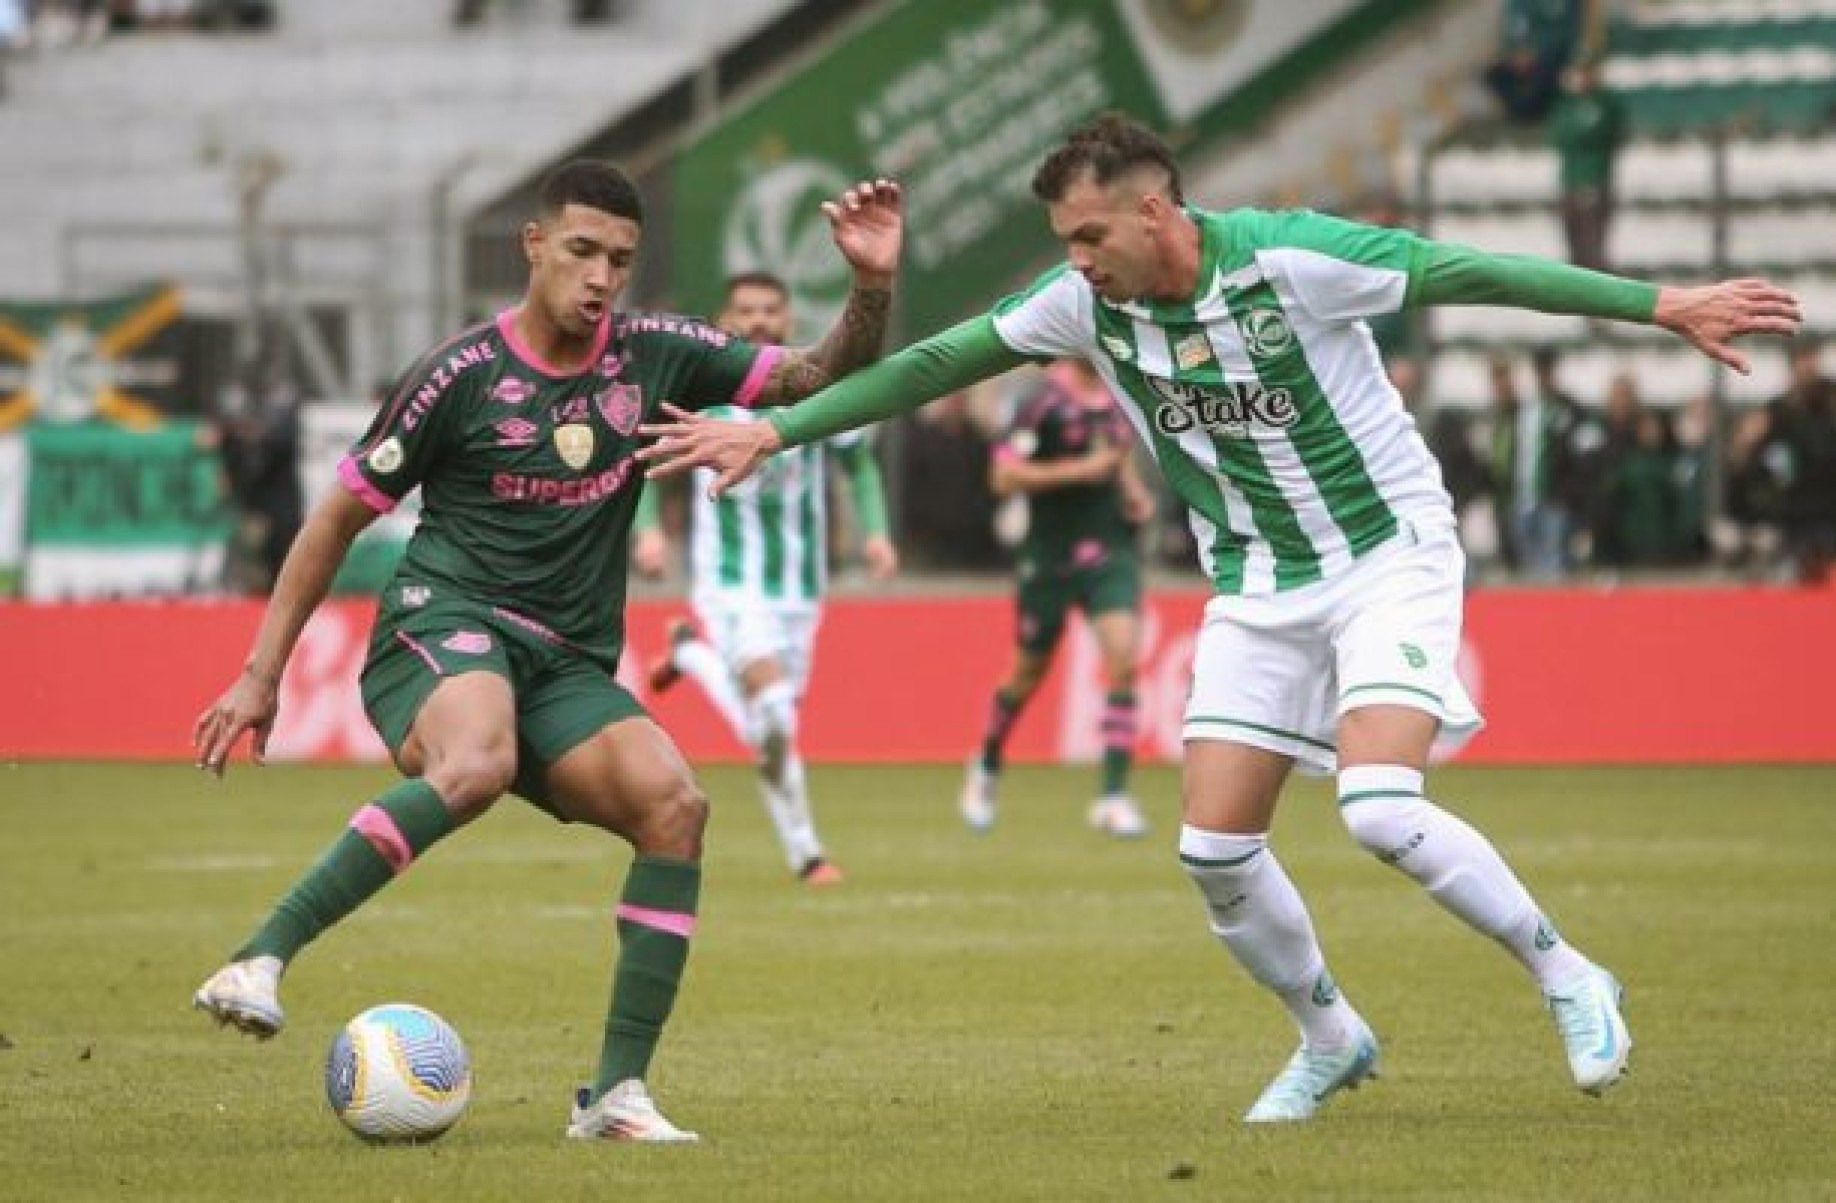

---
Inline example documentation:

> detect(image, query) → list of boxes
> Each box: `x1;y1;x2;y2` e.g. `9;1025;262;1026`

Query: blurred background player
190;162;903;1144
633;271;897;885
960;357;1153;837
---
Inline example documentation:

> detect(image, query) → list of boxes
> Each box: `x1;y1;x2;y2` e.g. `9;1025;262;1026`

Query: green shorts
1015;548;1141;656
359;599;647;817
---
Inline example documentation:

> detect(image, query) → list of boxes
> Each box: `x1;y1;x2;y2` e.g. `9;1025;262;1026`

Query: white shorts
1182;527;1483;774
691;592;822;696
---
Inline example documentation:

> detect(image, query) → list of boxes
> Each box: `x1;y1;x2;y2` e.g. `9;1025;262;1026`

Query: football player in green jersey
190;158;903;1143
634;271;898;885
640;113;1800;1123
960;357;1154;838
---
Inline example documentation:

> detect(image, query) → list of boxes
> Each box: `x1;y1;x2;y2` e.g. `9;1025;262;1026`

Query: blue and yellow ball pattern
324;1003;471;1143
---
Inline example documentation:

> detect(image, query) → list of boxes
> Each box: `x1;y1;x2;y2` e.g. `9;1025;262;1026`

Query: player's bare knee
425;749;516;819
639;778;709;858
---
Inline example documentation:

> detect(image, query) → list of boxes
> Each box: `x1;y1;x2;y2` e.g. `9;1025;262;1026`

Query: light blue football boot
1243;1024;1380;1123
1545;964;1631;1095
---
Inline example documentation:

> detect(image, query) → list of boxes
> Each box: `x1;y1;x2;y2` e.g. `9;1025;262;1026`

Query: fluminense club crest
596;383;643;436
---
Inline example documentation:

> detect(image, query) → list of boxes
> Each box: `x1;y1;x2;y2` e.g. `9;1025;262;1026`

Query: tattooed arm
754;178;903;405
754;283;894;404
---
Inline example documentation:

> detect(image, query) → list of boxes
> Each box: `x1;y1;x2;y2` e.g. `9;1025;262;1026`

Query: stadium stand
1412;0;1836;414
0;0;813;389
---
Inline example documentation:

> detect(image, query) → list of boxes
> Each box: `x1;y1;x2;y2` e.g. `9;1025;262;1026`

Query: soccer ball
324;1003;472;1143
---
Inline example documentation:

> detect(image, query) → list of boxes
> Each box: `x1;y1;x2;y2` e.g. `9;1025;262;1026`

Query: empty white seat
1620;142;1715;200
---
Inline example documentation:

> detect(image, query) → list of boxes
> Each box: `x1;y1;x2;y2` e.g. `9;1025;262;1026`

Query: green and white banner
0;434;24;595
672;0;1409;335
22;420;231;599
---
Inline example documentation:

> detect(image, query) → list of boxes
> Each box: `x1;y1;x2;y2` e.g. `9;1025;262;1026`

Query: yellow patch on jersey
554;424;594;470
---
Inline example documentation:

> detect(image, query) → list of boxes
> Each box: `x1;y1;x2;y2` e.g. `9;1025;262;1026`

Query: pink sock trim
615;903;698;938
350;804;414;874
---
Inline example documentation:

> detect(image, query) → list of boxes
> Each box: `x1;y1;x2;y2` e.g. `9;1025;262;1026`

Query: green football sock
1100;689;1137;796
593;854;701;1097
978;687;1026;773
235;779;456;965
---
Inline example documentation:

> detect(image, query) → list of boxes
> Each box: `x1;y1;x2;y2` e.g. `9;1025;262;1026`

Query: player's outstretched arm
192;487;377;776
1411;244;1801;372
754;179;903;405
641;315;1027;496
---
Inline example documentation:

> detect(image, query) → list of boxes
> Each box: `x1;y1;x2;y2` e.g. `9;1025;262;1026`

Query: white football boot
958;761;998;832
1087;794;1148;838
1545;964;1631;1096
193;957;285;1038
567;1080;700;1143
1243;1024;1381;1123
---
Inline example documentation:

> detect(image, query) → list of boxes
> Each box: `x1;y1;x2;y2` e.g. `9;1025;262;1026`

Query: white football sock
1337;765;1591;989
674;638;752;743
1180;826;1364;1049
758;754;822;871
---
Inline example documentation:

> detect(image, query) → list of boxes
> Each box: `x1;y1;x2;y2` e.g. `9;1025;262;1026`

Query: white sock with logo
1180;825;1363;1049
758;754;822;872
673;638;752;743
1337;765;1591;989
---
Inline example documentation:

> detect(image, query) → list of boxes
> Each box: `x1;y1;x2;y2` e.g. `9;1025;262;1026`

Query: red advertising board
1;586;1831;765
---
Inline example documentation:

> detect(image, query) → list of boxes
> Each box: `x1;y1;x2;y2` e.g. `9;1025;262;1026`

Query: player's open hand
861;535;899;580
825;179;902;285
638;403;782;498
192;669;279;777
1122;479;1157;526
1656;278;1802;374
632;528;670;579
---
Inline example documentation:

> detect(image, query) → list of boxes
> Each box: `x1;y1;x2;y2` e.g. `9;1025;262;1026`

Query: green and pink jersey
341;309;778;669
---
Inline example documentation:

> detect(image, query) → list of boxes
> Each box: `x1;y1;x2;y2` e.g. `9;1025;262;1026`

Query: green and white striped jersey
688;405;865;607
990;207;1453;596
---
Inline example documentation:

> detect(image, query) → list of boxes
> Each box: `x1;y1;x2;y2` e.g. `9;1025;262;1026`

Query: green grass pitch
3;762;1834;1201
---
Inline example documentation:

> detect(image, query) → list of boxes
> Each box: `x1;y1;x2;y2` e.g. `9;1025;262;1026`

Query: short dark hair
1032;113;1183;206
538;159;644;225
723;270;789;302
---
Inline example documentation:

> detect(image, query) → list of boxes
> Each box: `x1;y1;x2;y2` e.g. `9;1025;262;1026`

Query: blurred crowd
1425;342;1836;584
0;0;270;49
453;0;620;26
882;341;1836;588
